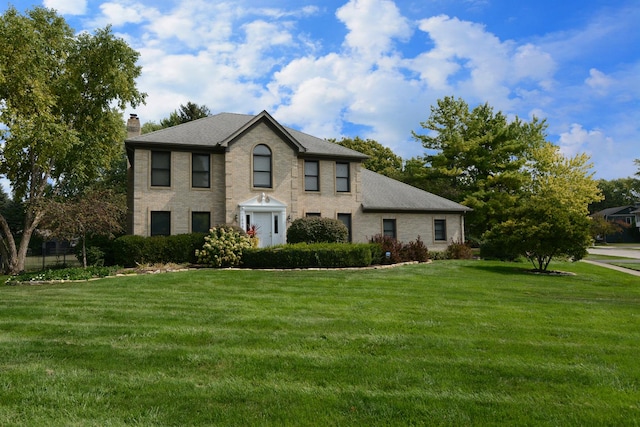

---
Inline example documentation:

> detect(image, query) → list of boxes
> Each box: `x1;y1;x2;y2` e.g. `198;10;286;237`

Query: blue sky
5;0;640;179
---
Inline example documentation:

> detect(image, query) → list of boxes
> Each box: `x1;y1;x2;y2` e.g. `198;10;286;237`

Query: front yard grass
1;260;639;426
611;262;640;272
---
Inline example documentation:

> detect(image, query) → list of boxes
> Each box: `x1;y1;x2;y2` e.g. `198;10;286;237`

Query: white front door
239;194;287;247
253;212;273;248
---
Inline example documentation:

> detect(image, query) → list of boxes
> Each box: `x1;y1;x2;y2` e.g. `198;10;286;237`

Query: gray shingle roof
361;169;471;212
594;205;637;217
127;110;468;213
126;111;368;160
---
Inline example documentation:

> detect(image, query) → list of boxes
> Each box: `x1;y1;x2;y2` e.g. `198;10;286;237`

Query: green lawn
585;250;640;272
611;262;640;272
1;260;639;426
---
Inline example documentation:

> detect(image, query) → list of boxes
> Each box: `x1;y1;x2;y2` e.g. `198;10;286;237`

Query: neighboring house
594;205;640;229
592;204;640;243
124;111;471;250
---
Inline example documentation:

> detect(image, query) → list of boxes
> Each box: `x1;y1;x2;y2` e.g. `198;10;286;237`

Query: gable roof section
125;111;368;160
361;169;471;213
220;111;305;152
594;205;637;217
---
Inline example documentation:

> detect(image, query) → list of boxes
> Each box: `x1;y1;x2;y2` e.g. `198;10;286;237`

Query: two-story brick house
125;111;470;250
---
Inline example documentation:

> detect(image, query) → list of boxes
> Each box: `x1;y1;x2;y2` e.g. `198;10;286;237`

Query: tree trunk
7;205;45;275
82;233;87;268
0;214;19;275
15;222;39;274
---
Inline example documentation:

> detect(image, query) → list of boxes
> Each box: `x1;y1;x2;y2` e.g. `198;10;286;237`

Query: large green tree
141;101;211;134
412;96;547;238
331;137;403;178
0;6;145;274
589;177;640;213
484;143;602;271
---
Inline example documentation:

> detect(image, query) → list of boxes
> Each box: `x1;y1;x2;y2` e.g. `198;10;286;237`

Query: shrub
75;234;120;266
113;235;146;267
242;243;375;269
369;235;429;264
144;236;170;264
165;233;206;264
445;240;474;260
400;236;429;263
369;234;403;264
286;217;348;244
196;225;251;267
113;233;207;267
83;246;106;266
6;266;119;284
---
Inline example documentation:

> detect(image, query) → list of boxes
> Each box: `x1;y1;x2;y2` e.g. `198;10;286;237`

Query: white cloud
410;15;556;112
87;1;148;27
96;0;634;179
585;68;613;95
235;20;295;77
558;123;613;158
336;0;412;60
254;5;320;19
43;0;86;15
275;77;351;138
512;44;556;87
557;122;639;179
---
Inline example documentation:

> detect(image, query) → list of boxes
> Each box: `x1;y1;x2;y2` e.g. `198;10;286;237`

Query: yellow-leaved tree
483;143;603;271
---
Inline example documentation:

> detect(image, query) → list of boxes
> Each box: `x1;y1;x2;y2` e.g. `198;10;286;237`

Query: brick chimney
126;113;141;138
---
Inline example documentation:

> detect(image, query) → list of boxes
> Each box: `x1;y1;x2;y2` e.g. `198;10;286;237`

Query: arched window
253;144;272;188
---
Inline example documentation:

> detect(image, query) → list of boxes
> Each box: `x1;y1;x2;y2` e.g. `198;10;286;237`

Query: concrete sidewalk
581;260;640;277
587;247;640;259
583;247;640;276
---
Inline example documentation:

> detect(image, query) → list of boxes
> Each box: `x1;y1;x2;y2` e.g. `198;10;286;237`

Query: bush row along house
125;111;471;250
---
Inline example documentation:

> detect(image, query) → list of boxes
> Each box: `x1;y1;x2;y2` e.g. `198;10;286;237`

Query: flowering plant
246;224;260;248
195;225;251;267
246;224;259;238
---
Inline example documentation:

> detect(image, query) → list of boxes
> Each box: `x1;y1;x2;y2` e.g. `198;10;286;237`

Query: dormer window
253;144;272;188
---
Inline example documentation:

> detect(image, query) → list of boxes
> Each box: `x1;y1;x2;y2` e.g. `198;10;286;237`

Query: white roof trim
239;193;287;209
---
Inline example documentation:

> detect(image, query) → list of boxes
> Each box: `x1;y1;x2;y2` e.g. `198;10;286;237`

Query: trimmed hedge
113;233;206;267
242;243;376;269
286;217;348;244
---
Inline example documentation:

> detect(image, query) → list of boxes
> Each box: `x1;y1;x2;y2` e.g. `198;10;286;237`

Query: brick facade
127;112;467;251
